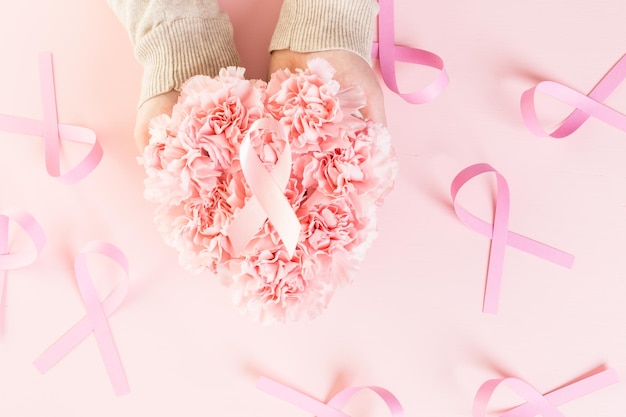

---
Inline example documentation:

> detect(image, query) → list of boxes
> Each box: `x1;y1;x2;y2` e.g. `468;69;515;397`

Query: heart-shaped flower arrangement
140;59;398;325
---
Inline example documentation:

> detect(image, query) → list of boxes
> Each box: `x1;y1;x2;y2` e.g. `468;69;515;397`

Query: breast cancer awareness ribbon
372;0;449;104
451;163;574;314
0;207;46;317
521;53;626;137
34;241;130;396
474;368;619;417
226;118;301;258
257;376;405;417
0;52;102;184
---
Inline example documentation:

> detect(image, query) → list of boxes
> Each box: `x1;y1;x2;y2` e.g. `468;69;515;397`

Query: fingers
134;90;179;152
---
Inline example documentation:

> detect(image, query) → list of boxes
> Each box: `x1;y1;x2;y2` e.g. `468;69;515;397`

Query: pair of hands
134;50;386;151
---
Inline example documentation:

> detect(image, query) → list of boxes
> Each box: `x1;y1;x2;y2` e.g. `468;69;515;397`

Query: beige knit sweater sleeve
108;0;378;105
108;0;240;105
269;0;379;63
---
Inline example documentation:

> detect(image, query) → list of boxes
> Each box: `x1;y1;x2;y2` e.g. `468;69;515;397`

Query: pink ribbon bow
226;118;301;258
372;0;449;104
258;376;405;417
0;52;102;184
34;241;130;396
451;163;574;314
0;207;46;318
521;53;626;137
474;368;620;417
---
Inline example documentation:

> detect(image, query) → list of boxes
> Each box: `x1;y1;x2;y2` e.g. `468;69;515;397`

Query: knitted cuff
135;14;240;106
269;0;379;63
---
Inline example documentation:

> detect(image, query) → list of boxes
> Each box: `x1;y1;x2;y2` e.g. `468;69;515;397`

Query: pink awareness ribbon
0;52;102;184
521;53;626;137
451;163;574;314
258;376;405;417
0;207;46;317
474;368;620;417
226;118;301;258
34;240;130;396
372;0;449;104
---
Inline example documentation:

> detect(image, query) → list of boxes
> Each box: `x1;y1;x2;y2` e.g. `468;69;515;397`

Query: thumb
359;82;387;126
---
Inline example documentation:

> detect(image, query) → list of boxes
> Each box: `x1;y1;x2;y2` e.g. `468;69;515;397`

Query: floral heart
141;59;398;325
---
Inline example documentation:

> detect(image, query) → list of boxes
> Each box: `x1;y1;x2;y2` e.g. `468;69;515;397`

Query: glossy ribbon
0;207;46;315
451;163;574;314
372;0;449;104
474;368;619;417
0;52;102;184
258;376;405;417
521;54;626;137
226;118;301;258
34;241;130;396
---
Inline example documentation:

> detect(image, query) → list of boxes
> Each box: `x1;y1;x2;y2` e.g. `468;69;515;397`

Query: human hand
134;90;180;152
268;49;386;125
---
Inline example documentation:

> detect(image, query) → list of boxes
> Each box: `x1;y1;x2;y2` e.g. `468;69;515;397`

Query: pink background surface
1;0;626;415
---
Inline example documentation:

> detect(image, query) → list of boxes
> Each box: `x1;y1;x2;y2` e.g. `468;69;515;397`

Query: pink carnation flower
266;58;366;153
225;248;331;325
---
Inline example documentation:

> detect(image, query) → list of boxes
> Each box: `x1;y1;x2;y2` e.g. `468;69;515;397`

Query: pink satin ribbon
451;163;574;314
0;52;102;184
226;118;301;258
34;241;130;396
258;376;405;417
474;368;619;417
372;0;449;104
0;207;46;316
521;54;626;137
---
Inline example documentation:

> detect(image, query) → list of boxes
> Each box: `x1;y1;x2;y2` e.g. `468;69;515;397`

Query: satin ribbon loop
0;207;46;271
372;0;449;104
34;240;130;396
0;207;46;315
226;118;301;258
0;52;102;184
473;368;620;417
258;376;405;417
451;163;574;314
521;54;626;137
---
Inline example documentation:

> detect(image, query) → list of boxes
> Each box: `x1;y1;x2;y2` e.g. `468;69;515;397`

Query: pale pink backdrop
1;0;626;415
